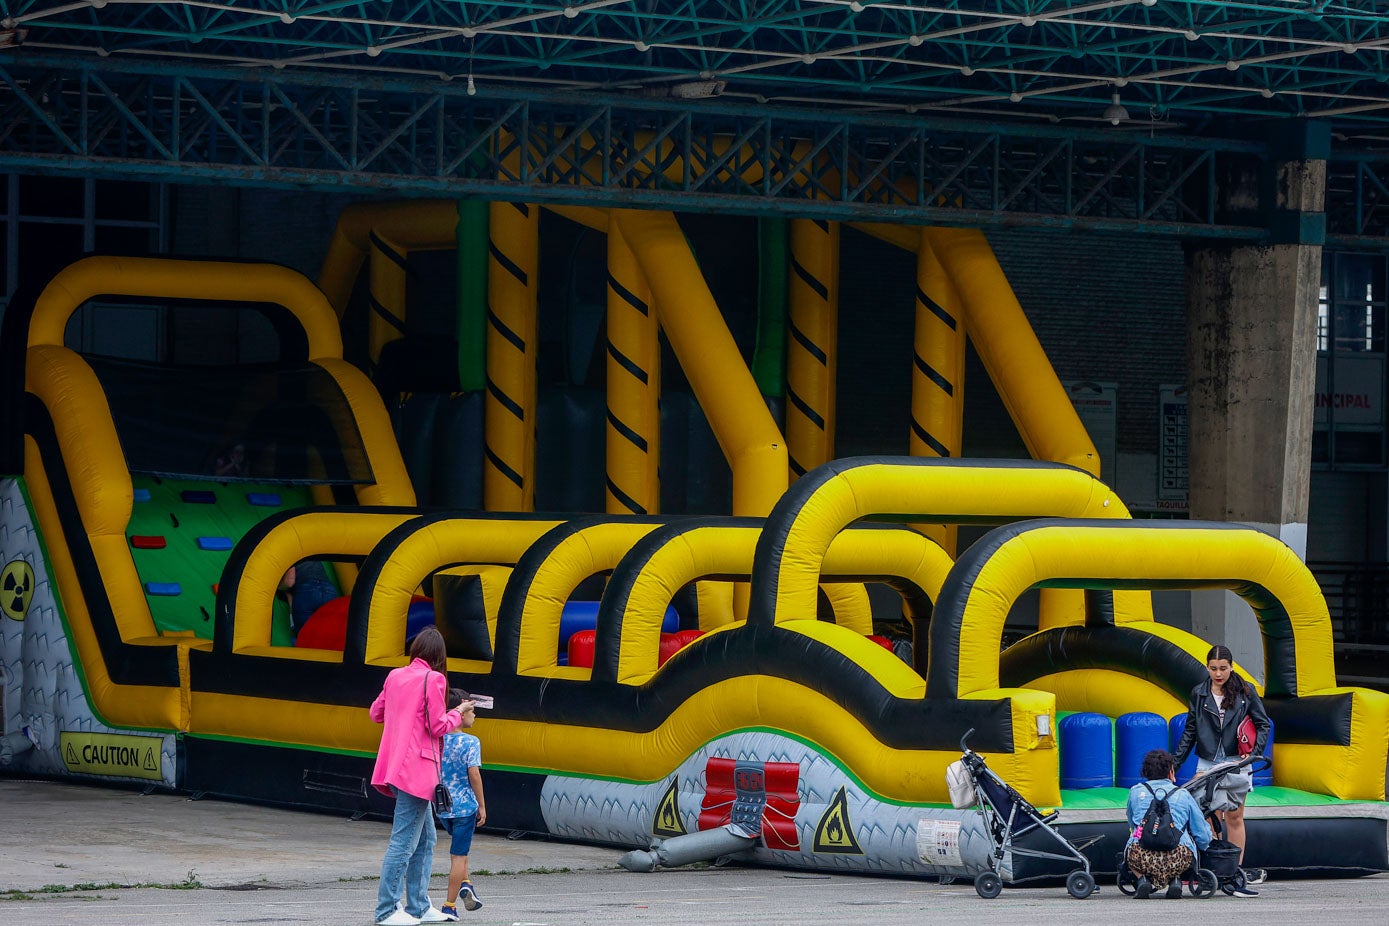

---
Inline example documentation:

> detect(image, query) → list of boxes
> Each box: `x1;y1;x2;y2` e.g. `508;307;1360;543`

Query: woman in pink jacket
370;627;464;926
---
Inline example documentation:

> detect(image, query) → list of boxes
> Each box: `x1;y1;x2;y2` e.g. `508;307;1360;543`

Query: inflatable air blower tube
618;827;757;872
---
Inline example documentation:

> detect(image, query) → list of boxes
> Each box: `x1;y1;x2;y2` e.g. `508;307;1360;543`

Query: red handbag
1237;715;1258;756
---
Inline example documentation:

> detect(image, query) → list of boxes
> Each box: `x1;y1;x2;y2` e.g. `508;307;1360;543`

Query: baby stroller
948;729;1100;899
1116;752;1272;898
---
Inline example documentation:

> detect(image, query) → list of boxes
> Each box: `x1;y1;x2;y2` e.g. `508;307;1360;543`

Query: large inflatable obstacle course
1;202;1386;882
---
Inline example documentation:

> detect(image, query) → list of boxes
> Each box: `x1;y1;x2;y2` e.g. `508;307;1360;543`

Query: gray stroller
951;729;1100;899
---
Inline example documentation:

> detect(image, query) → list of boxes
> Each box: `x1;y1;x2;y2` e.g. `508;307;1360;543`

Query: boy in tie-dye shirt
437;690;485;919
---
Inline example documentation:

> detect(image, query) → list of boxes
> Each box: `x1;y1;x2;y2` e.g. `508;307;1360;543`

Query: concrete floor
3;779;1388;925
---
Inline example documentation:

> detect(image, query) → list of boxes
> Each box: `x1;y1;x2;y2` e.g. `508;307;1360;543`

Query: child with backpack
1126;749;1214;899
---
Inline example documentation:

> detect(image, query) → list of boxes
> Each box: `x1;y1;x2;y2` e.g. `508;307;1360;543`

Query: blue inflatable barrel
1058;712;1114;789
1116;712;1169;788
1168;714;1199;783
1253;718;1274;786
1168;714;1272;785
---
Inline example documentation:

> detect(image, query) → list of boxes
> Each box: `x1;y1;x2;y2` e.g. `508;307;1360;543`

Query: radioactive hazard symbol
651;778;687;838
812;787;863;855
1;559;35;621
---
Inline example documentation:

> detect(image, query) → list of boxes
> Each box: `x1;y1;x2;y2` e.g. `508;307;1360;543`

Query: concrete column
1186;127;1327;679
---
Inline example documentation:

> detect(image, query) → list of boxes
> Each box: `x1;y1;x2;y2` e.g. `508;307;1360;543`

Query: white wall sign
1315;354;1384;427
1158;384;1188;508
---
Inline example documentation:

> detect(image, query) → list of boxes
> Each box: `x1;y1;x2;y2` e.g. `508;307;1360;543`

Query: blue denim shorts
442;814;477;856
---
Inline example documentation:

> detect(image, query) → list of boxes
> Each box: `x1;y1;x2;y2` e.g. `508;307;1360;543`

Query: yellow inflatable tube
354;515;564;668
748;457;1143;631
599;522;952;685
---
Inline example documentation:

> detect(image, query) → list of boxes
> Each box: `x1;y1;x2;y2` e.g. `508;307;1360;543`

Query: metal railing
1308;560;1389;691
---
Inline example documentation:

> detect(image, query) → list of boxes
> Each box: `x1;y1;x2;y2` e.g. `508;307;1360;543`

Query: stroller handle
1183;751;1272;793
960;728;976;753
1233;752;1273;774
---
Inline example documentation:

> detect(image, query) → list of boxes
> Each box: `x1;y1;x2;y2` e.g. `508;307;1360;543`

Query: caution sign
60;732;163;781
812;787;863;855
1;559;34;621
652;778;687;838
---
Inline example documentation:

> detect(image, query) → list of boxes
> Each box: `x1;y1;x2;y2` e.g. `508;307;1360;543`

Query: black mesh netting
88;356;375;485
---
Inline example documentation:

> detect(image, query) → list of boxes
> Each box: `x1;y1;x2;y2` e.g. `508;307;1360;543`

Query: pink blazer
370;658;462;800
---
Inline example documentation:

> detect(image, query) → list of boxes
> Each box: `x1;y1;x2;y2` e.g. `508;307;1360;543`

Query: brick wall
835;225;1187;463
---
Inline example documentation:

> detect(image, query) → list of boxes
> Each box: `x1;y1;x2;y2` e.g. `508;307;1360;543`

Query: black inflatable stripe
916;286;958;329
188;608;1018;752
999;624;1208;698
790;259;830;303
188;645;387;706
604;341;650;385
1;276;48;474
1011;814;1388;880
786;387;825;430
183;734;555;833
182;735;392;816
909;420;951;457
605;273;649;317
1085;589;1116;627
367;231;409;273
434;572;494;660
484;307;527;354
787;317;828;364
1263;693;1354;747
913;353;954;394
23;394;180;687
487;241;529;288
430;392;484;510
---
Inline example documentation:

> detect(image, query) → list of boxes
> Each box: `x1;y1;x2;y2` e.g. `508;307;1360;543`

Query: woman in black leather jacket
1172;644;1272;890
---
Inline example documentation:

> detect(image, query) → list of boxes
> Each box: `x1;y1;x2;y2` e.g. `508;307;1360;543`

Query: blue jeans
376;789;437;921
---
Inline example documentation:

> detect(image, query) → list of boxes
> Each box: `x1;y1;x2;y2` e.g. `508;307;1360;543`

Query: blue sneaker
460;883;482;911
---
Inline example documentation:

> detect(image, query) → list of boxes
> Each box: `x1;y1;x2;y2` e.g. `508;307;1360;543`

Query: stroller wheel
1189;868;1218;898
1116;863;1138;896
1066;870;1096;899
974;870;1003;899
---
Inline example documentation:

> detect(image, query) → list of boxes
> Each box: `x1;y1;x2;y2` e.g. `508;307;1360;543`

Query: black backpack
1137;782;1183;851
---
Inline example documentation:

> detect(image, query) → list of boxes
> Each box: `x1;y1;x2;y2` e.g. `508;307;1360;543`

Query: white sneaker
377;910;421;926
419;905;455;923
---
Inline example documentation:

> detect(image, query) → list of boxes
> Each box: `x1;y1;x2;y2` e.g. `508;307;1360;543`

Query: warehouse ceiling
4;0;1389;138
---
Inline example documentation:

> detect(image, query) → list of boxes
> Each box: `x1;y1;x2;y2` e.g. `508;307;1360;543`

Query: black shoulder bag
422;672;452;815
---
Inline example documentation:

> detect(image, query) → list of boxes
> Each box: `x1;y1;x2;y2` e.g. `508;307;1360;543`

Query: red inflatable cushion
567;628;596;668
658;628;704;666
